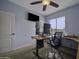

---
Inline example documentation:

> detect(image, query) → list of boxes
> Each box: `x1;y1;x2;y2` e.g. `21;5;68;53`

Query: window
50;16;65;33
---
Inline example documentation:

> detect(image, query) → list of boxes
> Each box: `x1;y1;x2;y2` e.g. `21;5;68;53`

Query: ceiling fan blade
30;1;42;5
50;1;59;8
43;5;47;11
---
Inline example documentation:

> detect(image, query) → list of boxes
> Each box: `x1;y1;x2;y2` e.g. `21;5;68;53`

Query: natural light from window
50;16;65;32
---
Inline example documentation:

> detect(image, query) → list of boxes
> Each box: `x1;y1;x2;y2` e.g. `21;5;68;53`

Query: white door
0;11;15;53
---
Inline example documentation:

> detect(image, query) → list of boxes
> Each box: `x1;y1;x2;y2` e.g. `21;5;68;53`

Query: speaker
43;23;50;34
35;22;40;35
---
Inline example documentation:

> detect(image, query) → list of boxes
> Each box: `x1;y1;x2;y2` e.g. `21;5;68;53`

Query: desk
64;36;79;59
32;35;50;40
32;35;49;58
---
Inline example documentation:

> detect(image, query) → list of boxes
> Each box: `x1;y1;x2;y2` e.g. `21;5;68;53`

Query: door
0;11;15;53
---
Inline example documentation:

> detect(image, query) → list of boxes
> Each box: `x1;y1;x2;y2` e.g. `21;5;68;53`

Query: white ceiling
8;0;79;16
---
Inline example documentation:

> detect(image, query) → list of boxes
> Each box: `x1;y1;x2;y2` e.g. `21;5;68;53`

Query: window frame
50;16;65;32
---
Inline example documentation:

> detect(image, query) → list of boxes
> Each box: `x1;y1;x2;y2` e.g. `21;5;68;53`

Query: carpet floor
0;46;76;59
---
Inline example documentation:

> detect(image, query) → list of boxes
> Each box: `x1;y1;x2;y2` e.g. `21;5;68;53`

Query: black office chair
46;32;63;59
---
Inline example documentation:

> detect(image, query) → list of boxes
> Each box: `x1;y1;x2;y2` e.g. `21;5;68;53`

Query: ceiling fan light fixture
42;0;50;5
30;0;59;11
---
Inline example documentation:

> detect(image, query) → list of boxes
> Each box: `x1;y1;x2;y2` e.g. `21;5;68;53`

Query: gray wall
45;4;79;49
0;0;45;51
46;4;79;35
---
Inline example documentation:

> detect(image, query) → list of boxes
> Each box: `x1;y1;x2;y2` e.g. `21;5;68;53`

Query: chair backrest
51;32;63;48
54;32;63;39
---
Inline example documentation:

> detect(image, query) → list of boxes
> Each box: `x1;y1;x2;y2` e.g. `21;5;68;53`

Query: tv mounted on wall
28;12;39;22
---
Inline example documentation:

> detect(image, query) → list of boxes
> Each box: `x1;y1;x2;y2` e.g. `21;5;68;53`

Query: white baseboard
0;43;35;54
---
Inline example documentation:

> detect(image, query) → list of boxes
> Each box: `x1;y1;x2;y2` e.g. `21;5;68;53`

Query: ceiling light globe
42;0;50;5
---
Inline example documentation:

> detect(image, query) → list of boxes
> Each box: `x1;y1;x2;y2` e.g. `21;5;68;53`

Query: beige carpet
0;45;76;59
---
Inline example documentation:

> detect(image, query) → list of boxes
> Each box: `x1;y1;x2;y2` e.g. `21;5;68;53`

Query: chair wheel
45;51;63;59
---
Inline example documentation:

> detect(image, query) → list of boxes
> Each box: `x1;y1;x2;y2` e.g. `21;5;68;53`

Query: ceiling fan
30;0;59;11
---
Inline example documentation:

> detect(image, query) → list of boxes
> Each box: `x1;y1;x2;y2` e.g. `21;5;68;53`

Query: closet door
0;11;15;53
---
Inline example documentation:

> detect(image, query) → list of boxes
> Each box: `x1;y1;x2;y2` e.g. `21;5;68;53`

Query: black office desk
32;35;49;59
64;36;79;59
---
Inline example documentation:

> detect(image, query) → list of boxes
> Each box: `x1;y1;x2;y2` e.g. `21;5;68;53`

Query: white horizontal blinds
50;19;56;29
50;16;65;33
57;16;65;29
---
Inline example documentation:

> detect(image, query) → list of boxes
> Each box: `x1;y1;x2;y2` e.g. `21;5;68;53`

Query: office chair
46;32;63;59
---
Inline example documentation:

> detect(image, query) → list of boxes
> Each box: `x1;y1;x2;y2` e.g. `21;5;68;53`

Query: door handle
11;33;15;35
